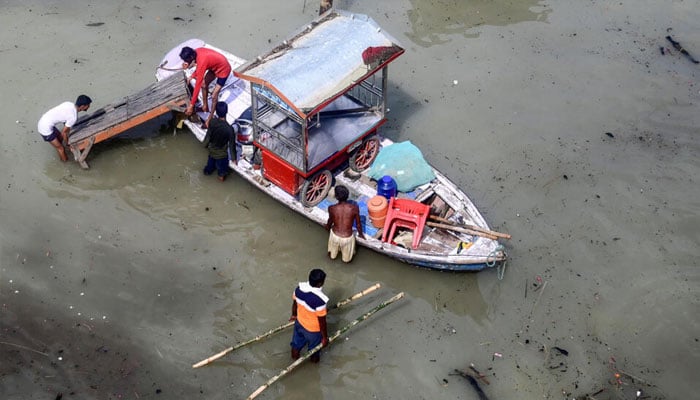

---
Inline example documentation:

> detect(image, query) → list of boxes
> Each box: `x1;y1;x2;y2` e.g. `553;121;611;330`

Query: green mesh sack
368;141;436;192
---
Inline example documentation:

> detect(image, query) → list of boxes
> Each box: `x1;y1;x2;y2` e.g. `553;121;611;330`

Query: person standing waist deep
290;268;329;363
202;101;235;182
326;185;365;263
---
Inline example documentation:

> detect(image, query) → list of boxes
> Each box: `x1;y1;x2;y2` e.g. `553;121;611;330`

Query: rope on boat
496;259;507;280
157;60;186;72
486;244;507;280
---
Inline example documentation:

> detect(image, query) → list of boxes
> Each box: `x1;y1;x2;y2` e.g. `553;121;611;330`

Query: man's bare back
325;186;365;262
327;202;363;238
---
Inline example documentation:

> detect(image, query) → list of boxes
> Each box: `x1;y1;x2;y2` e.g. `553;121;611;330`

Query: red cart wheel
300;169;333;207
349;136;380;172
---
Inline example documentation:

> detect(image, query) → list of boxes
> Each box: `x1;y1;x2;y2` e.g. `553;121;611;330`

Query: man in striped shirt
290;269;329;363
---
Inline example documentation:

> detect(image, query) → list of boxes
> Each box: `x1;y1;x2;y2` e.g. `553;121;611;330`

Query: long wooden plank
72;101;185;151
429;215;511;239
68;72;189;146
426;221;498;240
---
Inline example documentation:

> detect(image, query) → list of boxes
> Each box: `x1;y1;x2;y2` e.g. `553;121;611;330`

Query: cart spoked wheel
300;169;333;207
349;136;380;172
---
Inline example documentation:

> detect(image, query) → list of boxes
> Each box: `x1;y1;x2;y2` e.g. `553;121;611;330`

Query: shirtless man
179;46;232;127
325;185;365;263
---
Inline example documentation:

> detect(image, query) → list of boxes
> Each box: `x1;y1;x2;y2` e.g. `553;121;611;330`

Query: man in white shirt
37;95;92;161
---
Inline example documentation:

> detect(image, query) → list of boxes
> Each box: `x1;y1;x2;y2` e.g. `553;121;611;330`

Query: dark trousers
203;156;229;177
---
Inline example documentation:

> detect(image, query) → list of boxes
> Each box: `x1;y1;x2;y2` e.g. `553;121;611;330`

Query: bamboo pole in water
246;292;405;400
192;283;381;368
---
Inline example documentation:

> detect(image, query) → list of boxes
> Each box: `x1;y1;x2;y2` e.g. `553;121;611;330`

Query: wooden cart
234;10;404;206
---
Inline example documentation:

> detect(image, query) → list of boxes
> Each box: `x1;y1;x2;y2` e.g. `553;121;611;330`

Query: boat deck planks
68;72;190;168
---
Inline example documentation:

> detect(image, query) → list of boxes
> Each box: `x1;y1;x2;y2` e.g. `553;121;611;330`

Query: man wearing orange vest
290;269;329;363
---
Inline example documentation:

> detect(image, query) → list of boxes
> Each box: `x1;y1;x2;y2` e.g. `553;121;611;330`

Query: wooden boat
156;10;507;271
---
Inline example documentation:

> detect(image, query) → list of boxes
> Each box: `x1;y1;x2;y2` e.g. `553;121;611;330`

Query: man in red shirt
179;46;232;127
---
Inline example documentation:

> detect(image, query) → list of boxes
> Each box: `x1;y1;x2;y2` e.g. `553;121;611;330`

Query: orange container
370;215;386;229
367;195;388;228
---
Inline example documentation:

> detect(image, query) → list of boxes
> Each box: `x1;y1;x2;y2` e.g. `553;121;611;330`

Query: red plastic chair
381;197;430;249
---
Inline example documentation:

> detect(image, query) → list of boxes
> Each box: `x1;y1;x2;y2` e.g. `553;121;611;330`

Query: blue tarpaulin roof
235;9;403;114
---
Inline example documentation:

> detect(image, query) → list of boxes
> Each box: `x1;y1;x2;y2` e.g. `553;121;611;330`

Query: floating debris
453;368;490;400
666;35;699;64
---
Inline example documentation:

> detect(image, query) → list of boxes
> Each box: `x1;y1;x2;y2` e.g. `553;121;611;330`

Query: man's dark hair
215;101;228;118
179;46;196;63
334;185;349;202
75;95;92;107
308;268;326;287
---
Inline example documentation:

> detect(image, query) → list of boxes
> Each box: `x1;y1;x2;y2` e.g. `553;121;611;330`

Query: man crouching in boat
179;46;231;128
325;186;365;263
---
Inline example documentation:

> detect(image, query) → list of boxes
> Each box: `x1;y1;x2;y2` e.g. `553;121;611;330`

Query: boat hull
226;153;506;272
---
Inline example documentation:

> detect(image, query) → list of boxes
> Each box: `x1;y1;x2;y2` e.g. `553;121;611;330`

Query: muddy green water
1;1;698;399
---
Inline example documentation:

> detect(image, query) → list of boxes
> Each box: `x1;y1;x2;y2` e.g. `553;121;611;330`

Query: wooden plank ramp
68;72;190;168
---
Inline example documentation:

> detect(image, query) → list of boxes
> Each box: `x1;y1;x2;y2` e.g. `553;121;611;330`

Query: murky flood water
1;0;698;399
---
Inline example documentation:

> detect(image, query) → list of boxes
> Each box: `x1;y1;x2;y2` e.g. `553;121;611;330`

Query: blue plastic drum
377;175;397;199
